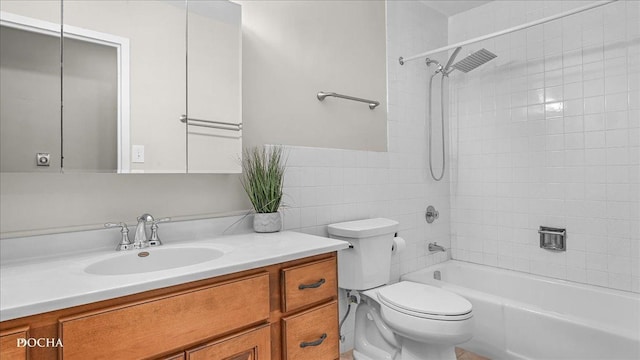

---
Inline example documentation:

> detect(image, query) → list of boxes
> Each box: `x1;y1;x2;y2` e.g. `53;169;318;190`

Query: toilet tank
328;218;399;290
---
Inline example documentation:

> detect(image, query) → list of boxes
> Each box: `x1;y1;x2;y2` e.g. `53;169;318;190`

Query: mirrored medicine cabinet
0;0;241;174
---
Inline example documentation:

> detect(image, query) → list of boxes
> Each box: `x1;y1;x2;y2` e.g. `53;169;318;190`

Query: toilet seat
376;281;472;321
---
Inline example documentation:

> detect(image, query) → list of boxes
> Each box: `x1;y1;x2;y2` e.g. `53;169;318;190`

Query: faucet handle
105;222;134;251
148;217;170;247
105;222;129;231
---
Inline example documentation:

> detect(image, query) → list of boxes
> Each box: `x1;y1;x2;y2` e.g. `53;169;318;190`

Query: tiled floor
340;348;490;360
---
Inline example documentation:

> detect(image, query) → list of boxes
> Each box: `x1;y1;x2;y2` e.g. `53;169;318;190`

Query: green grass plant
241;146;285;213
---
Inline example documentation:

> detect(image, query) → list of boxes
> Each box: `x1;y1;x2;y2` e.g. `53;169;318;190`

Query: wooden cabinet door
282;301;339;360
185;325;270;360
0;326;29;360
59;273;269;360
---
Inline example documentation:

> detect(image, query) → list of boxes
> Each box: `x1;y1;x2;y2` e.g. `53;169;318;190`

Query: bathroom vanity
0;231;348;360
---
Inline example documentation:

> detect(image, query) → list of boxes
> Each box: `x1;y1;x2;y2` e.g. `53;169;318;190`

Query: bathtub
402;260;640;360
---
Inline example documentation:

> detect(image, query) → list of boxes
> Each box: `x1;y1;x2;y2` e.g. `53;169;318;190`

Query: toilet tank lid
328;218;399;238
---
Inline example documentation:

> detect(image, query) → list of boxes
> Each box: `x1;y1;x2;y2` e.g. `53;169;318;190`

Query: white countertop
0;231;349;321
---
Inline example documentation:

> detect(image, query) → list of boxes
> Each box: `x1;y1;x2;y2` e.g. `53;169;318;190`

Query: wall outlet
132;145;145;163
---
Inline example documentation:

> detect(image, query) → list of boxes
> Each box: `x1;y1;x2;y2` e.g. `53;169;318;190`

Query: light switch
132;145;145;163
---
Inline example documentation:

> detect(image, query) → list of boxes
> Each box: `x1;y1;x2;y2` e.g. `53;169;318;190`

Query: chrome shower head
450;48;497;73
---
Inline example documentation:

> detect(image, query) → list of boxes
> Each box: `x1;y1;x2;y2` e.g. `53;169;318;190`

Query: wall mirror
0;0;241;174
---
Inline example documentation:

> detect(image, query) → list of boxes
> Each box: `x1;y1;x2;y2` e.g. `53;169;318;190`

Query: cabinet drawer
186;325;270;360
0;326;29;360
281;301;339;360
59;272;270;360
281;258;337;313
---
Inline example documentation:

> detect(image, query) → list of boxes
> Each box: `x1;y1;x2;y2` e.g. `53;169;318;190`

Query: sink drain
137;251;150;257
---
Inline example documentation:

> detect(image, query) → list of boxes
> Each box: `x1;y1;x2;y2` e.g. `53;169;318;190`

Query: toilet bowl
328;218;474;360
354;281;473;360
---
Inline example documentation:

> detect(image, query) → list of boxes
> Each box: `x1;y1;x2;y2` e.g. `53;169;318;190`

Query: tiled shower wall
448;0;640;292
272;1;451;351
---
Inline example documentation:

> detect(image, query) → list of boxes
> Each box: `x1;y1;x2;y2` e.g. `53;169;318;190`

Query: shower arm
425;58;444;75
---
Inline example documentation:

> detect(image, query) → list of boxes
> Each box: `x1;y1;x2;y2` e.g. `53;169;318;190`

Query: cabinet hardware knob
298;278;326;290
300;333;327;348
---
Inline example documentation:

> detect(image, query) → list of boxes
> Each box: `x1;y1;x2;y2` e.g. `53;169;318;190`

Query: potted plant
241;146;286;232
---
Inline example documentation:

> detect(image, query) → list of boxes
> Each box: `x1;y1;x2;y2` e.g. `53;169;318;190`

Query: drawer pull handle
300;333;327;348
298;278;325;290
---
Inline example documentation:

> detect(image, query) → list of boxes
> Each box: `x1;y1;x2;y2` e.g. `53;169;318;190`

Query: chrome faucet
134;213;154;249
428;242;446;252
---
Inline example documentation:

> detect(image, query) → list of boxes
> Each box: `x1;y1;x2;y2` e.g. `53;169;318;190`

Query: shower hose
428;71;446;181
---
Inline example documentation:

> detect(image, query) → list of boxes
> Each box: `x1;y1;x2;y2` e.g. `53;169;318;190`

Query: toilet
329;218;473;360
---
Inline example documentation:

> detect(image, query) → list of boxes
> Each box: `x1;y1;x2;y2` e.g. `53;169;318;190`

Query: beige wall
0;0;387;237
240;0;387;151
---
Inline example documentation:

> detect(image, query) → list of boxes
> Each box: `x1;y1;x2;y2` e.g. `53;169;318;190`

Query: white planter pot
253;212;282;233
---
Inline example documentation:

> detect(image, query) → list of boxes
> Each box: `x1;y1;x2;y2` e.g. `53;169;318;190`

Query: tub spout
428;242;446;252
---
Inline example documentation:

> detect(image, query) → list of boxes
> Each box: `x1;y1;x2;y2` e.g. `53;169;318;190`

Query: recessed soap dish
539;226;566;251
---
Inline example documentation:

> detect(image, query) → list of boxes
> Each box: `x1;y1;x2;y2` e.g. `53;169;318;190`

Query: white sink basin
84;246;225;275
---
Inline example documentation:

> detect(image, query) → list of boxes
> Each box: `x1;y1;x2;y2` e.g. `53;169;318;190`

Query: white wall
448;0;640;292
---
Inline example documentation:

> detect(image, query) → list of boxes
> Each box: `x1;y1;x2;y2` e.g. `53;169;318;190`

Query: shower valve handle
426;206;439;223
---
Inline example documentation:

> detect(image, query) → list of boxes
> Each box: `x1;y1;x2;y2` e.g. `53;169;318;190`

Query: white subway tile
564;82;583;100
545;69;563;87
606;129;629;148
442;1;638;293
582;61;603;80
605;74;628;95
583;78;605;97
585;132;606;149
564;99;584;116
606;183;630;202
565;133;585;150
584;96;605;114
562;66;583;85
609;273;633;291
605;111;629;130
587;269;609;287
604;56;627;76
605;93;629;112
584;113;605;131
282;207;301;230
